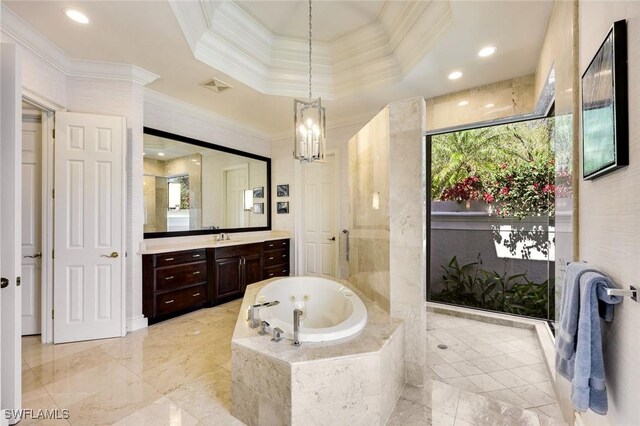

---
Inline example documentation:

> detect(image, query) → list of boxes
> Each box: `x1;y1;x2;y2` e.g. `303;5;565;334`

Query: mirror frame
143;127;272;239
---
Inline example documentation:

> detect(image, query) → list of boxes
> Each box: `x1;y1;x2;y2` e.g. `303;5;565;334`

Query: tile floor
20;302;566;425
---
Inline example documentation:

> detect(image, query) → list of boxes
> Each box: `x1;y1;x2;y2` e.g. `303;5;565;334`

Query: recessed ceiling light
143;152;146;156
195;162;201;165
448;71;463;80
485;103;495;108
458;100;469;106
191;159;197;162
478;46;497;57
157;152;165;157
63;8;89;24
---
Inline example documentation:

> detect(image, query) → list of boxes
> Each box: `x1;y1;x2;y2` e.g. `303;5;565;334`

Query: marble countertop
232;278;404;364
138;230;291;255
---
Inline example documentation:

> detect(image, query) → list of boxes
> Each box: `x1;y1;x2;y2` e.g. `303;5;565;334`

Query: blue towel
556;262;622;415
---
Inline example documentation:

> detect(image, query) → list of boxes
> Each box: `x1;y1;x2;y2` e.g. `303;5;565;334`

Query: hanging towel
556;262;622;415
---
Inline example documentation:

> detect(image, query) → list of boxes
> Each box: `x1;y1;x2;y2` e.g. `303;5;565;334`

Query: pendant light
293;0;326;163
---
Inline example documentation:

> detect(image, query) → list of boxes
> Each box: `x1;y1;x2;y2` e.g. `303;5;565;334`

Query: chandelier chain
308;0;312;100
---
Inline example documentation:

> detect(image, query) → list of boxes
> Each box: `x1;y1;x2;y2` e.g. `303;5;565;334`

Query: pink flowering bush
439;176;484;202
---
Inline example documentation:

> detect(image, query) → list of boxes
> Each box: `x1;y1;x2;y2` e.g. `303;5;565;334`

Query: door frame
22;96;56;344
297;150;340;278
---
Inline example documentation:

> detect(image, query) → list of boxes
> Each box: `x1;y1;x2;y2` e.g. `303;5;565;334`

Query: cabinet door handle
269;256;274;260
192;292;200;297
282;242;287;246
282;269;287;273
165;276;175;280
164;299;174;304
268;244;274;248
193;271;200;275
283;254;287;258
165;257;174;261
192;254;201;258
268;273;274;277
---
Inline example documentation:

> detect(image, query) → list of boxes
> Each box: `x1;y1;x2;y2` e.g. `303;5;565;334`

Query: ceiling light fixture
485;103;495;108
458;100;469;106
293;0;326;163
448;71;463;80
63;8;89;24
157;152;165;157
478;46;497;57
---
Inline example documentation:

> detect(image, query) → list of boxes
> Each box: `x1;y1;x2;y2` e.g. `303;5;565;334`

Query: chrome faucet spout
247;300;280;328
293;309;303;347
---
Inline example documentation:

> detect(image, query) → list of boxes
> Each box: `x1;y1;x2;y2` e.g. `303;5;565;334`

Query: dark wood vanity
142;238;290;323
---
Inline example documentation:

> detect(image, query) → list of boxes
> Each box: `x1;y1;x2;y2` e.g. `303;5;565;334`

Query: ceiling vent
200;78;232;93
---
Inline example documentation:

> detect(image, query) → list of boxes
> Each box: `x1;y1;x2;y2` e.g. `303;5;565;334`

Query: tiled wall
577;1;640;424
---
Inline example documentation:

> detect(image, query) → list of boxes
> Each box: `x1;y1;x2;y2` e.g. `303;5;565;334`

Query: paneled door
223;165;248;228
302;152;338;277
53;112;126;344
1;42;22;426
21;120;42;335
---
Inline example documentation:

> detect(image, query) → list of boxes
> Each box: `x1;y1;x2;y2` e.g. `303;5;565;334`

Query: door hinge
52;189;55;198
52;128;55;139
52;250;55;259
51;309;54;319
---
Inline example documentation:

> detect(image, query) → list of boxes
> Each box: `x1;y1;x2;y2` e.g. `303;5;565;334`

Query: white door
223;165;248;228
21;120;42;335
53;111;126;344
1;42;23;426
302;153;338;277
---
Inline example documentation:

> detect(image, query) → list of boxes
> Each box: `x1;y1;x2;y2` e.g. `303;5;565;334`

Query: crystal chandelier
293;0;326;163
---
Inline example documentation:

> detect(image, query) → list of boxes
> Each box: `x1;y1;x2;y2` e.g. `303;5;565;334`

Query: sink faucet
293;309;303;347
247;301;280;328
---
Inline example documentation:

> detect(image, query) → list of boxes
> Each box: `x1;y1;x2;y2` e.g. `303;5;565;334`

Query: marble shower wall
348;97;427;387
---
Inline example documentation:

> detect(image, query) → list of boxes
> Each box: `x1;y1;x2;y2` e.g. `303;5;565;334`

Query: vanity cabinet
213;243;263;303
142;238;290;323
142;248;209;323
263;239;290;279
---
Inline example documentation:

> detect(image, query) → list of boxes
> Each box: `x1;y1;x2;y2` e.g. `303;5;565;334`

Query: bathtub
255;276;367;343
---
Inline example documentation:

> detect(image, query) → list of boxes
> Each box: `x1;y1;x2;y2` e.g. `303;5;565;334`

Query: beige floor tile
22;340;102;369
510;384;556;408
112;396;200;426
31;346;114;386
489;370;530;389
449;361;484;377
509;366;550;385
66;379;163;425
466;374;506;392
44;359;140;408
164;367;236;425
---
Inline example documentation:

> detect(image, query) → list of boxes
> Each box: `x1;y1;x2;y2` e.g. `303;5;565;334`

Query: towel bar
605;286;638;302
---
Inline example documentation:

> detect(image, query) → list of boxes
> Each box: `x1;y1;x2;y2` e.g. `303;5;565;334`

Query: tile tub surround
231;279;405;425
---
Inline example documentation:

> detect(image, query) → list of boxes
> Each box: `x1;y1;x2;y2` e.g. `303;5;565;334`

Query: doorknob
1;278;8;289
328;237;336;241
101;252;119;258
23;252;42;259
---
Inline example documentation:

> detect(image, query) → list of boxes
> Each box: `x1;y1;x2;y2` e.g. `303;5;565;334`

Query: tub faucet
248;301;280;328
293;309;303;347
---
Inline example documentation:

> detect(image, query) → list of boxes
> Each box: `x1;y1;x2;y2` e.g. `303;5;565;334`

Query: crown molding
143;88;271;142
1;4;160;86
169;0;452;100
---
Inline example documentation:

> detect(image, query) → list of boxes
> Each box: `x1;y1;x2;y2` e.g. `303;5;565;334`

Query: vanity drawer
264;265;290;279
155;284;206;316
154;249;206;267
154;261;207;292
263;239;289;251
263;249;288;267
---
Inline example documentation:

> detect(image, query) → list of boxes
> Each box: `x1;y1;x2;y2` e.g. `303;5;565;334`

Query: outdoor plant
439;176;484;202
431;255;551;319
483;153;555;219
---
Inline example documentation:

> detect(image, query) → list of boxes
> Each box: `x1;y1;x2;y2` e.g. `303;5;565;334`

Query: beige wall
426;74;536;131
348;97;427;387
577;2;640;424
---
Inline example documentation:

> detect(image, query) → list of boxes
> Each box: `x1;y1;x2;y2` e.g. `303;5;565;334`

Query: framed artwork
253;202;264;214
253;186;264;198
276;184;289;197
277;201;289;214
582;19;628;180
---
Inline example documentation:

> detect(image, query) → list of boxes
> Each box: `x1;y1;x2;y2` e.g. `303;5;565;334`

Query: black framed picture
582;19;628;180
253;186;264;198
276;184;289;197
253;202;264;214
277;201;289;214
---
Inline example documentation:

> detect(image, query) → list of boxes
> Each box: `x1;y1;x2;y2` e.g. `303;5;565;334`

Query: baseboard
126;315;148;332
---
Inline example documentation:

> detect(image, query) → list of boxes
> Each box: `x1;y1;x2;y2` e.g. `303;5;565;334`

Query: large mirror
143;128;271;238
